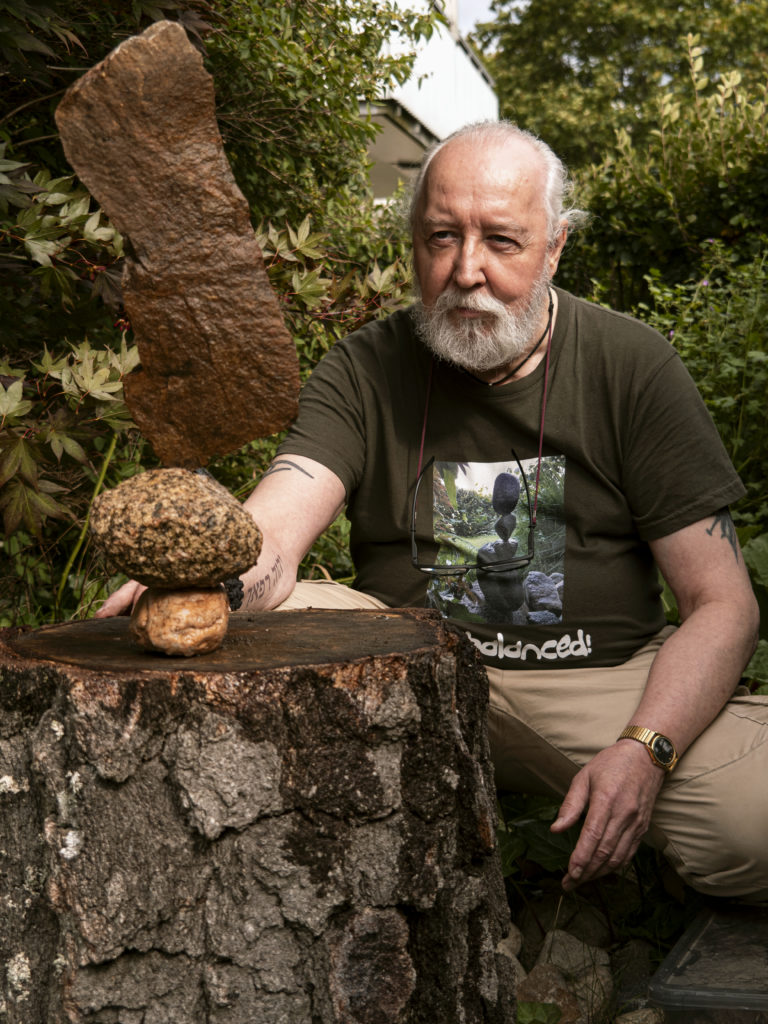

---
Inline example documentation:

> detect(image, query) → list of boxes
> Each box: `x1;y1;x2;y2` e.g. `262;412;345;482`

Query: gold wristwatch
618;726;679;772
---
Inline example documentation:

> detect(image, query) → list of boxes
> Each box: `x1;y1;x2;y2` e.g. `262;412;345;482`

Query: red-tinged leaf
0;435;40;488
0;479;68;537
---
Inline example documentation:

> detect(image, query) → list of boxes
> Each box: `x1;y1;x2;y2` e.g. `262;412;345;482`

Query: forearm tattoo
262;458;315;480
244;553;285;609
706;508;740;562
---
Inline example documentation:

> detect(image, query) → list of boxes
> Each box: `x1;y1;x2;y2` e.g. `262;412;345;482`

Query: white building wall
367;0;498;196
385;24;498;140
383;0;497;137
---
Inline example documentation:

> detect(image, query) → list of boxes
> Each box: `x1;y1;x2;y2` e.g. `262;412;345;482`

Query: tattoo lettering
263;458;315;480
706;509;740;562
244;554;285;608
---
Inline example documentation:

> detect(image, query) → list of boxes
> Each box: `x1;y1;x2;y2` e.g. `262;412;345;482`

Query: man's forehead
418;136;547;222
427;134;544;185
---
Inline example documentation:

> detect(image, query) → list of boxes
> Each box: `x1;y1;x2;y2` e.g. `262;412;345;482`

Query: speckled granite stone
90;467;262;587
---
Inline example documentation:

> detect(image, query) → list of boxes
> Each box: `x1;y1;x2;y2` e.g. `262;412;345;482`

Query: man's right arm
239;454;346;610
94;455;346;617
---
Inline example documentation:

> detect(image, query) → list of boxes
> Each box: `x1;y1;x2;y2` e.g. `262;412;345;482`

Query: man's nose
452;240;486;290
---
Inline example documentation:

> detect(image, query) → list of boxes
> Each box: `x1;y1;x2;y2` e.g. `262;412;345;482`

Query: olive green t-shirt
278;288;744;669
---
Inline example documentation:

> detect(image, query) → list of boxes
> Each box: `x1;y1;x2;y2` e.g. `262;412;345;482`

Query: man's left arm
551;509;760;890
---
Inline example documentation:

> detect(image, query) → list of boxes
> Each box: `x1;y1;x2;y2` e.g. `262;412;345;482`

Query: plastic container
648;905;768;1023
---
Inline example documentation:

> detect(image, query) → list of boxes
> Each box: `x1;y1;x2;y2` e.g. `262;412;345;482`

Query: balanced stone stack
54;20;302;655
90;468;262;655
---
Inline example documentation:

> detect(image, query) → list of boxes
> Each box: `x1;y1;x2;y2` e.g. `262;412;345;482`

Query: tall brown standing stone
55;20;300;467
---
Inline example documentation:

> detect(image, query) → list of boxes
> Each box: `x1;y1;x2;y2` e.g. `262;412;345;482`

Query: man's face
412;136;566;373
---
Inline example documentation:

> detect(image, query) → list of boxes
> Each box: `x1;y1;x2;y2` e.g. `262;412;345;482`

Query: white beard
414;272;551;375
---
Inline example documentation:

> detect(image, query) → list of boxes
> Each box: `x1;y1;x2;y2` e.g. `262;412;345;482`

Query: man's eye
430;231;454;243
490;235;517;246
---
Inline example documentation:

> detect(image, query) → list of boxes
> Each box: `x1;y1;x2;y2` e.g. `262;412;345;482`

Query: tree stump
0;608;515;1023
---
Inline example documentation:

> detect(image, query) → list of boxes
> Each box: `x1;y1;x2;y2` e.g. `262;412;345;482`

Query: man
100;121;766;899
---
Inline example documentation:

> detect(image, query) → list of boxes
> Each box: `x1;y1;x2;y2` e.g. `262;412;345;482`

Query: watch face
651;735;675;766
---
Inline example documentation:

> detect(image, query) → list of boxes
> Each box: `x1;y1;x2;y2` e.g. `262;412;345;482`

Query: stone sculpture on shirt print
426;456;566;626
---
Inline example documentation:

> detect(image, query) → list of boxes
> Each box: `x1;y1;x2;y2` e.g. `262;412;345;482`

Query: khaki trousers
274;581;768;900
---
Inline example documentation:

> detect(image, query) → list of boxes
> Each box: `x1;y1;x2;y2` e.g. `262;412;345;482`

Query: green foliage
743;533;768;678
497;793;576;878
639;242;768;528
205;0;437;229
0;1;430;625
560;40;768;309
743;535;768;592
517;1002;561;1024
0;155;125;356
254;209;412;379
436;482;496;541
476;0;768;172
0;338;144;625
746;641;768;693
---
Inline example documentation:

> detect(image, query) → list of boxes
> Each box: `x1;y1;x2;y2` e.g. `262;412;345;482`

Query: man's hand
550;740;665;890
94;579;146;618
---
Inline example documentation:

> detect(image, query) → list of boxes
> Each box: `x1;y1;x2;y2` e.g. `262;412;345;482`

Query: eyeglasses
410;450;536;576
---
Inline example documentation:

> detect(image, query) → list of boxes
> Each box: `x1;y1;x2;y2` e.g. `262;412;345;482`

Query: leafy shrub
0;2;431;625
476;0;768;174
638;240;768;665
0;156;125;358
0;337;143;625
639;242;768;531
560;37;768;310
204;0;437;229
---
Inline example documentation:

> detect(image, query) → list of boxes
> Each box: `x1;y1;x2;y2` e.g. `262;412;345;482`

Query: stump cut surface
8;609;440;672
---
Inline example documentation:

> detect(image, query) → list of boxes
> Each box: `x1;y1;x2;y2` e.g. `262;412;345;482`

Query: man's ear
547;223;569;277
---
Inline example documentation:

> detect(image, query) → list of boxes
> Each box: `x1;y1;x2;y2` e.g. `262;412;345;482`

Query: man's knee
275;580;389;612
662;825;768;902
654;750;768;899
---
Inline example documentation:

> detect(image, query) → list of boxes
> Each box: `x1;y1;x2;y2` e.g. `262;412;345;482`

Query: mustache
431;288;508;316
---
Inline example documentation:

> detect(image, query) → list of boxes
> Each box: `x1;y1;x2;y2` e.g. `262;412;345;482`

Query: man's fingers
562;789;649;889
563;827;642;890
551;771;589;832
551;744;665;891
563;807;613;885
94;580;145;618
567;819;627;882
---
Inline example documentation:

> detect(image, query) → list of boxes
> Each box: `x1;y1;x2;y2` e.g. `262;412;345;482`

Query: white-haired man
100;121;767;901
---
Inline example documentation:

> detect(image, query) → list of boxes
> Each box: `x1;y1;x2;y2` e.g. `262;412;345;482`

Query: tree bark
0;608;515;1023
